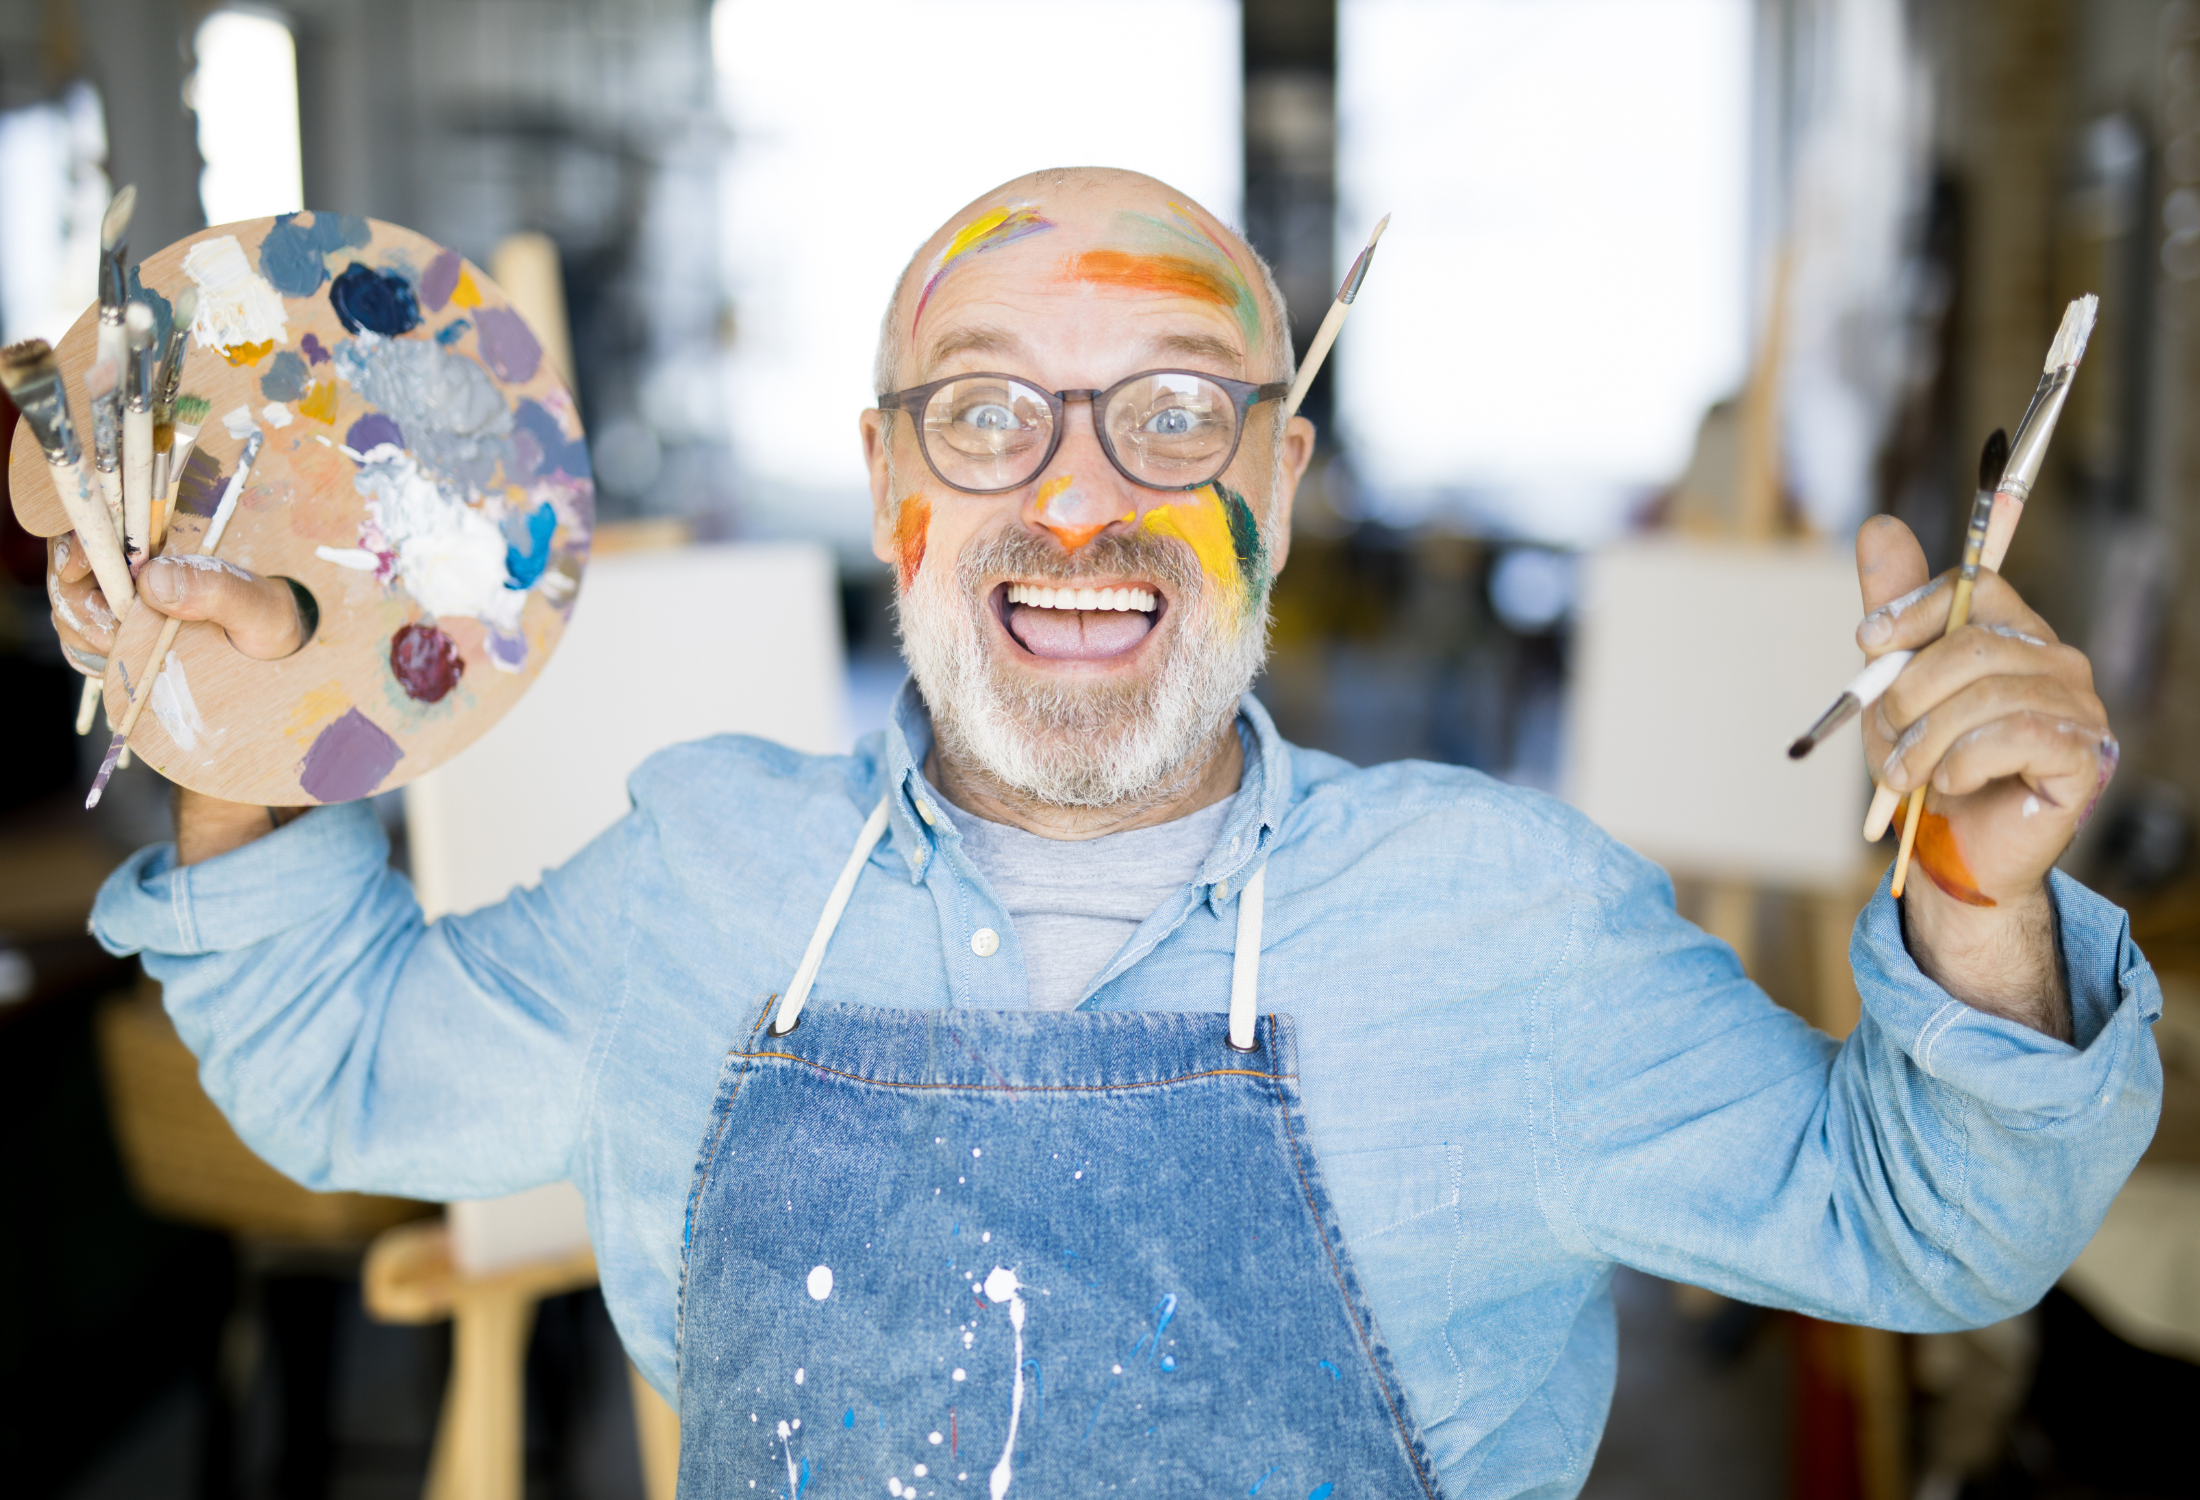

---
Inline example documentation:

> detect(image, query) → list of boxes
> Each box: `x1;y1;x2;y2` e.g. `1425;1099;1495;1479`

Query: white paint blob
182;235;288;352
981;1231;991;1243
221;405;260;441
972;1148;982;1158
350;444;525;636
951;1368;966;1382
149;649;206;752
2023;795;2043;818
914;1465;928;1477
261;401;293;429
315;546;381;571
807;1264;834;1301
889;1480;904;1497
794;1368;805;1385
984;1267;1028;1500
928;1432;943;1445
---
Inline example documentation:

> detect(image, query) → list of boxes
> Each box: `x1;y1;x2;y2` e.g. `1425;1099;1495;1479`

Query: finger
140;556;307;660
50;530;92;584
1857;565;2060;656
1878;674;2105;794
1854;516;1930;652
1950;568;2061;645
49;566;119;653
1877;624;2092;733
1932;711;2107;804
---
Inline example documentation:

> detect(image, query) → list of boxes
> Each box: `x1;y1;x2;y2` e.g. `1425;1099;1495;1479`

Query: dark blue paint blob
435;318;470;346
329;262;422;336
346;412;404;458
259;210;372;296
511;399;591;481
260;349;310;402
504;505;556;590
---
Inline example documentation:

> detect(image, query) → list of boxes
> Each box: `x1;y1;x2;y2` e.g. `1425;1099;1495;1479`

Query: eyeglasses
878;369;1290;496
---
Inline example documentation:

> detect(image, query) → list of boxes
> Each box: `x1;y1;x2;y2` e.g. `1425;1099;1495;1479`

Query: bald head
873;167;1295;395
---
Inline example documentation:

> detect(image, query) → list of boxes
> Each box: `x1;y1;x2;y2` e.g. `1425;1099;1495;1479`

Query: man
53;168;2158;1497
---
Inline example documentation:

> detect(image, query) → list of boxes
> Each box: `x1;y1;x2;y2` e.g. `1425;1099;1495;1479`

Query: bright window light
712;0;1243;544
1337;0;1751;544
191;9;304;225
0;84;109;345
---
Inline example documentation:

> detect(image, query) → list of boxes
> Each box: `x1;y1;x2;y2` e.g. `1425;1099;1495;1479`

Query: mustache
950;524;1205;600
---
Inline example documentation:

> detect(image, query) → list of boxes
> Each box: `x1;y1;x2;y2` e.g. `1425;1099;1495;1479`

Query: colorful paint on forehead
911;202;1057;333
1139;483;1267;616
1062;204;1262;350
895;492;931;592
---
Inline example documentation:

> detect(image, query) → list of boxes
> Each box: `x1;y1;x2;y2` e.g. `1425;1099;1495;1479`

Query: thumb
1854;514;1934;655
139;556;309;660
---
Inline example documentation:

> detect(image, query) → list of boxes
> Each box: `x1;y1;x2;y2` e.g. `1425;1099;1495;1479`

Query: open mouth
995;580;1164;662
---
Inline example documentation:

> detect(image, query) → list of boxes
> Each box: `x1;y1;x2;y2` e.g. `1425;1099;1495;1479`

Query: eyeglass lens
919;373;1242;492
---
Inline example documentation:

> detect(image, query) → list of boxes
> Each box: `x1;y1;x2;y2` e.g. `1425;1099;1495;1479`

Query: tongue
1008;604;1153;660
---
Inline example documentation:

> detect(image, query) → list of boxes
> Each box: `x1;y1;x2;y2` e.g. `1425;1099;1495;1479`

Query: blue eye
1143;407;1195;436
962;403;1016;432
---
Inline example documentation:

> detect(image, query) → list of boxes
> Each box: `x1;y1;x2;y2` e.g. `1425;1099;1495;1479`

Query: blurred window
1336;0;1751;544
190;9;305;225
712;0;1243;545
0;83;109;345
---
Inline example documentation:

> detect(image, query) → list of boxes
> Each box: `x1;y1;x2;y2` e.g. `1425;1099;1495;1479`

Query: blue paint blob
1308;1485;1335;1500
346;413;405;458
512;399;591;481
329;261;422;336
1160;1354;1175;1372
260;210;372;295
435;318;470;346
842;1408;854;1429
260;350;310;402
504;505;556;590
1316;1359;1340;1381
1249;1465;1279;1496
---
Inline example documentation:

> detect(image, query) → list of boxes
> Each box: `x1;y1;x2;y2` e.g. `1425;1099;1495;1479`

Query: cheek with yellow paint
894;493;931;592
1139;484;1268;617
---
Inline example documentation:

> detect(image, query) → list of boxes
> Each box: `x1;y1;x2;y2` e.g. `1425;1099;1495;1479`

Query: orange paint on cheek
1912;809;1996;907
895;493;930;591
1061;250;1239;313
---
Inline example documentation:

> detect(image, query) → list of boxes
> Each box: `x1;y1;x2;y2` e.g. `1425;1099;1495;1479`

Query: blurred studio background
2;0;2198;1497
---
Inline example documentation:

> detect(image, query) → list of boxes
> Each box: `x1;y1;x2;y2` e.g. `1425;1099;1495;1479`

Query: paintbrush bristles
2045;295;2098;372
1369;213;1391;246
1978;429;2010;497
0;337;58;382
172;393;210;425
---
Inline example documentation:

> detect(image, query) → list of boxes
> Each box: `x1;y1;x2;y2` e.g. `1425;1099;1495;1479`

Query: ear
1265;414;1316;575
862;408;898;567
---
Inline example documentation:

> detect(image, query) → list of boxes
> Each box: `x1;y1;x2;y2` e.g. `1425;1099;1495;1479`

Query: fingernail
142;560;180;605
1859;609;1893;647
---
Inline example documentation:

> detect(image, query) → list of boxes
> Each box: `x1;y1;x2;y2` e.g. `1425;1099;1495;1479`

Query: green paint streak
1216;483;1268;613
1104;207;1262;350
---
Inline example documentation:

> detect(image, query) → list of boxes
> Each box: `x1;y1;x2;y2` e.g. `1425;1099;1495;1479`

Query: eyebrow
918;323;1027;381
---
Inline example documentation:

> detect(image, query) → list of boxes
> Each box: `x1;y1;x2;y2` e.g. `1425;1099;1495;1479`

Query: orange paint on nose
1912;809;1996;907
895;493;930;591
1033;474;1115;551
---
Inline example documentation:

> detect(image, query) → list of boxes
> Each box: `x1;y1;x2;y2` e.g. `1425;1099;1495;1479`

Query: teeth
1006;583;1157;612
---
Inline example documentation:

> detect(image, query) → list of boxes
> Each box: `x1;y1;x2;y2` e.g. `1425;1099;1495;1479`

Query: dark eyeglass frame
877;368;1291;496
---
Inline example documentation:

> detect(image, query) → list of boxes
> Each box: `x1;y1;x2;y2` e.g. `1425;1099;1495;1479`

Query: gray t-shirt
940;794;1237;1010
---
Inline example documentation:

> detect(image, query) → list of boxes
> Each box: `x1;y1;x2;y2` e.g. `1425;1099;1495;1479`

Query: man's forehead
914;308;1249;383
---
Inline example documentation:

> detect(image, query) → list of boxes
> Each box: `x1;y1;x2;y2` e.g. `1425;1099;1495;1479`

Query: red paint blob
390;621;464;703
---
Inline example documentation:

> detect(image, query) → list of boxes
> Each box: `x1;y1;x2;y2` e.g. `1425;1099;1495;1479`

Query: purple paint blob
298;708;403;803
486;628;529;672
473;306;543;383
346;413;404;457
389;622;463;703
301;333;331;365
176;448;229;517
421;250;463;312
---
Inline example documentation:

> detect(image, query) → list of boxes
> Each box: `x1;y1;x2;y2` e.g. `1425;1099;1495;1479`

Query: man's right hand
48;531;314;863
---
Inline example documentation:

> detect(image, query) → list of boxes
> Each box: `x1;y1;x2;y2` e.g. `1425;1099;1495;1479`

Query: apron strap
769;796;891;1036
1226;863;1266;1051
773;795;1268;1047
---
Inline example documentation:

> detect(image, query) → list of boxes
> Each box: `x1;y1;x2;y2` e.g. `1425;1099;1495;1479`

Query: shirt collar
871;676;1289;892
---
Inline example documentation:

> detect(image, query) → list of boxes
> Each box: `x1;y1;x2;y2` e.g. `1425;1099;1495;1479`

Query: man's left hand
1853;514;2114;1040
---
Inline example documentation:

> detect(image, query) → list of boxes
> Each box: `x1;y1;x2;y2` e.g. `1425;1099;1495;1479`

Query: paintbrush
1787;650;1915;759
1280;213;1391;423
162;393;211;536
1862;295;2099;845
123;301;157;557
149;287;198;535
92;185;135;530
1886;430;2009;899
87;430;265;810
0;340;136;616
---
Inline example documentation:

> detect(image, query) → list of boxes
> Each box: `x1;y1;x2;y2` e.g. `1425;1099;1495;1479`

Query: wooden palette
8;213;593;806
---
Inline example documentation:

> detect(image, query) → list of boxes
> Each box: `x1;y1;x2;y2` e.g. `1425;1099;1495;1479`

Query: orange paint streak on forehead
1059;250;1242;318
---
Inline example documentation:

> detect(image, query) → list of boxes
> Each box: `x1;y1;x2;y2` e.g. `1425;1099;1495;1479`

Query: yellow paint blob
449;268;483;308
221;339;275;367
1036;474;1075;506
284;681;352;746
296;379;338;423
1140;490;1240;595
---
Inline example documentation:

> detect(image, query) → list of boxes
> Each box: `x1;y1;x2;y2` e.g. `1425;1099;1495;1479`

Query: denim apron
676;800;1444;1498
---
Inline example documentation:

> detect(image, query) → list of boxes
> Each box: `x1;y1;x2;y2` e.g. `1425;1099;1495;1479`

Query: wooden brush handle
115;614;185;741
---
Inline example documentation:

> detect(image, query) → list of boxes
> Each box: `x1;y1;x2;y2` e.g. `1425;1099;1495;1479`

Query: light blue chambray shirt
93;683;2162;1499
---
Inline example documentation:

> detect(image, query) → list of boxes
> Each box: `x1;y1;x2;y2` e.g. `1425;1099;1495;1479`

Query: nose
1025;395;1135;552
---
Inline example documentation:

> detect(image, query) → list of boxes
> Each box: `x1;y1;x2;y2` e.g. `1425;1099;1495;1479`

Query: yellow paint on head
1140;489;1240;596
284;681;352;746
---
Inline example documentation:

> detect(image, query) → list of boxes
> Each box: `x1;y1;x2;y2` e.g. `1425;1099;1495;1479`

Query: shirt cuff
1849;866;2162;1121
91;801;391;957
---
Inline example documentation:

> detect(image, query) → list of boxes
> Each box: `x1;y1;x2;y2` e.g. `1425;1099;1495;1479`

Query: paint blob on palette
6;212;594;806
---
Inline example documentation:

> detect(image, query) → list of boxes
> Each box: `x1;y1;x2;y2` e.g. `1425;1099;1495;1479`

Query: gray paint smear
333;335;512;490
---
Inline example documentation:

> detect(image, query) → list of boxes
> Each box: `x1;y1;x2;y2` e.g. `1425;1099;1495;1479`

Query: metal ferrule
12;375;81;465
128;341;157;413
92;399;120;473
1338;243;1378;304
1998;368;2074;506
98;252;127;318
153;326;191;415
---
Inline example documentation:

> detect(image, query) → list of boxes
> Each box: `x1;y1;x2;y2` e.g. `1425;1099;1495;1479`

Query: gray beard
896;522;1270;809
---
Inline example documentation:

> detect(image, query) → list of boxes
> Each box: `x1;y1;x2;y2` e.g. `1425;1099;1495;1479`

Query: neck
927;715;1245;841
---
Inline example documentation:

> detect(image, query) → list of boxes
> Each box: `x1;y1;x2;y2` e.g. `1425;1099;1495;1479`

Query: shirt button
1216;879;1230;899
971;927;1000;957
918;800;939;826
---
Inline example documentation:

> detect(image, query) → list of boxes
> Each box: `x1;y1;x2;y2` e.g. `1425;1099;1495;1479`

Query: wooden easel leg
629;1361;680;1500
424;1285;541;1500
1702;879;1759;979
